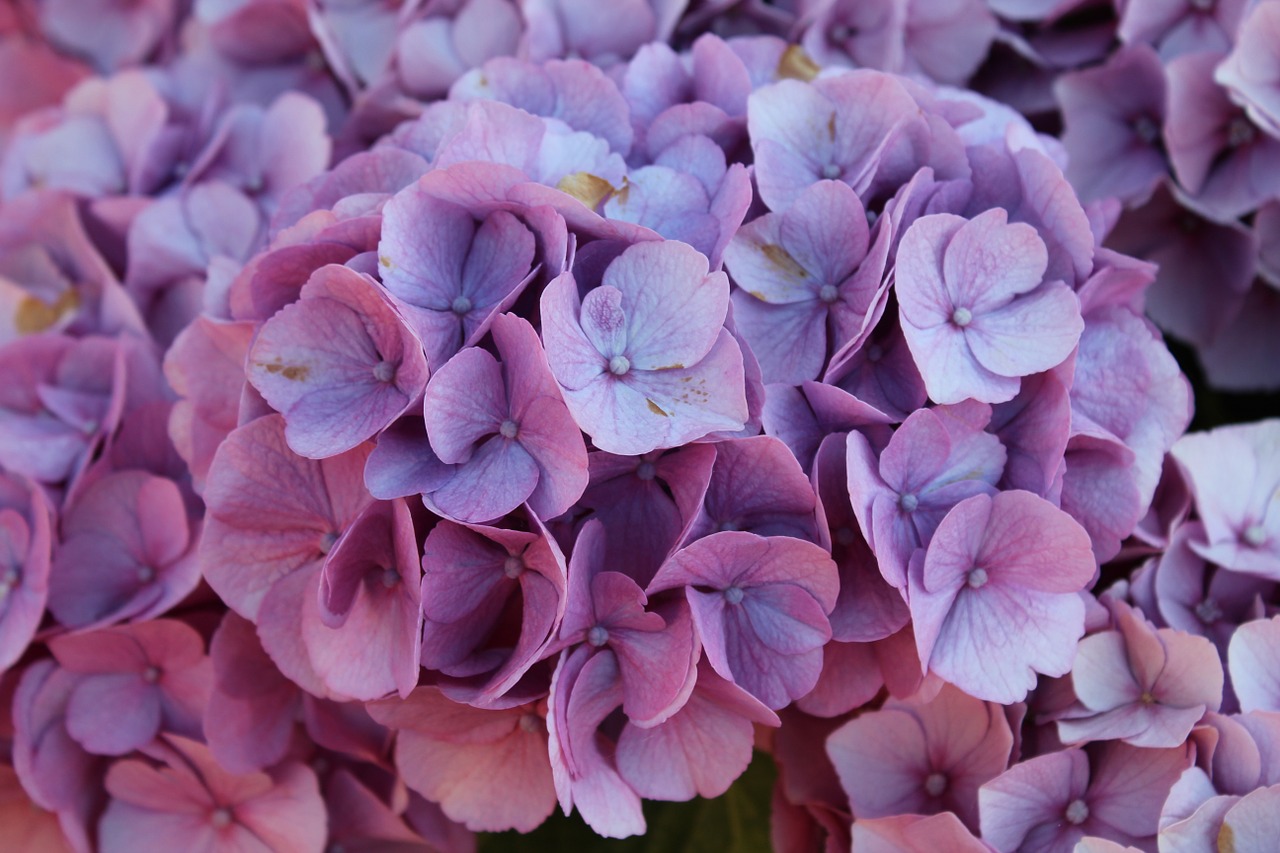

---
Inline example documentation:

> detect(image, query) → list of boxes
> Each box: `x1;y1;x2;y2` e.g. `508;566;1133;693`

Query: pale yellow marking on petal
777;45;820;82
556;172;616;209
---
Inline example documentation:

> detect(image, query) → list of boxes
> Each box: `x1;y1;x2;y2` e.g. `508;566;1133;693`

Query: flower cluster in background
0;0;1278;851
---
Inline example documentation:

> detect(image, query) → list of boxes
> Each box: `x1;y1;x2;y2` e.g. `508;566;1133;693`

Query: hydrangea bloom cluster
0;1;1277;851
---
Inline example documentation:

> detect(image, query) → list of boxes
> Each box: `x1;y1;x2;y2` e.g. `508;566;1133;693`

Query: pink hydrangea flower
48;620;211;756
98;735;326;853
541;239;748;455
419;312;588;523
907;490;1096;702
1171;420;1280;578
247;263;429;459
1056;601;1223;747
648;531;838;709
827;683;1014;830
895;208;1083;405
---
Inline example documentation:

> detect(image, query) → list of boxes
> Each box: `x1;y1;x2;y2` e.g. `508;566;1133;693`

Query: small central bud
898;492;919;513
720;519;740;532
724;586;745;605
372;360;396;383
142;666;161;684
136;566;155;584
818;284;840;304
1131;114;1159;145
830;23;853;41
1188;0;1214;10
967;567;989;589
587;625;609;647
1227;117;1256;148
822;163;842;180
319;531;339;555
450;295;473;315
503;556;524;579
1195;598;1223;624
499;419;519;439
608;355;631;376
951;307;973;327
866;343;884;362
1140;691;1156;705
636;461;657;481
1243;524;1268;547
380;567;400;588
924;773;947;797
1065;799;1089;825
210;807;233;829
519;713;542;733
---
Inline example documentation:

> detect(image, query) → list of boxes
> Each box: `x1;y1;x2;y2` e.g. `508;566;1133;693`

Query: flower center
1065;799;1089;825
451;295;472;315
1188;0;1214;10
924;773;947;797
1130;114;1160;145
1195;598;1223;624
210;807;233;829
608;355;631;376
719;519;740;532
835;527;857;546
318;531;339;555
818;284;840;304
380;567;400;588
503;556;524;579
951;307;973;327
0;568;14;598
1140;691;1156;705
499;419;519;439
1243;524;1268;547
898;492;919;513
519;713;542;733
822;163;843;180
866;344;884;362
636;461;657;481
372;360;396;383
1227;117;1256;148
587;625;609;647
136;566;155;583
967;567;989;589
724;586;745;605
142;666;161;684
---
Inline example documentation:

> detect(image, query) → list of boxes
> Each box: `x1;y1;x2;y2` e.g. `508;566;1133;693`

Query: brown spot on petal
556;172;615;209
778;45;820;82
1218;823;1235;853
761;243;809;280
15;289;79;335
378;254;394;268
646;398;669;416
652;363;684;370
258;360;311;381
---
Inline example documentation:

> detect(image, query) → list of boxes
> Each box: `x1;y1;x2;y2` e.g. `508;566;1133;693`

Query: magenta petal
1230;617;1280;713
248;264;428;459
616;660;776;801
66;674;160;756
425;437;539;524
422;345;507;464
310;499;422;699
